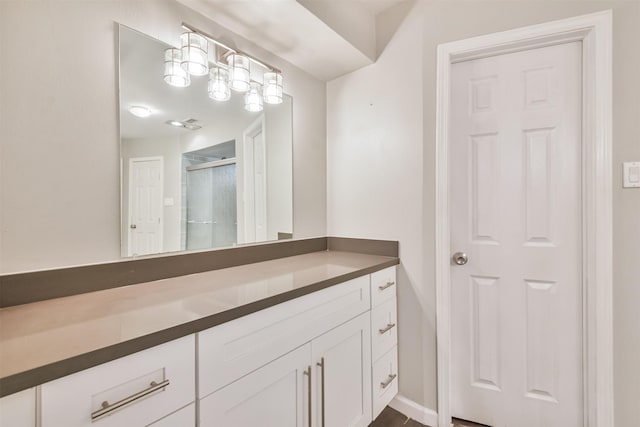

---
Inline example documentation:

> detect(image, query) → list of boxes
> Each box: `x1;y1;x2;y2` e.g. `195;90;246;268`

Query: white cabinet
312;312;371;427
370;266;399;420
198;275;370;397
5;264;399;427
147;403;195;427
40;335;195;427
200;344;311;427
0;388;35;427
200;312;372;427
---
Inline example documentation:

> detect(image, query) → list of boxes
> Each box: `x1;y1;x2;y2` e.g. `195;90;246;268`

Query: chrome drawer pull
378;281;395;291
380;373;397;389
378;323;396;334
91;379;170;421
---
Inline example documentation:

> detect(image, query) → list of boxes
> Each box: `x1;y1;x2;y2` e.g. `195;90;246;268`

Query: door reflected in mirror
119;25;293;257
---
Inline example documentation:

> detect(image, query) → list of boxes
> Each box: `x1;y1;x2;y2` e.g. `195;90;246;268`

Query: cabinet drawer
41;335;195;427
371;297;397;362
198;275;370;398
372;345;398;420
370;266;396;308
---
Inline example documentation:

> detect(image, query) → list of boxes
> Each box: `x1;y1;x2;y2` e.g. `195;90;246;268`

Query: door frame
434;11;613;427
127;156;164;256
242;115;268;243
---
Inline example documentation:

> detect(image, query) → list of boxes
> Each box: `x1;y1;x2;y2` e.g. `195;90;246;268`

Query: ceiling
177;0;408;81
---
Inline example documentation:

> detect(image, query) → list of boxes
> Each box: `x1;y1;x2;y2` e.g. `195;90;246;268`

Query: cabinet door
311;312;372;427
0;388;35;427
147;403;195;427
199;343;311;427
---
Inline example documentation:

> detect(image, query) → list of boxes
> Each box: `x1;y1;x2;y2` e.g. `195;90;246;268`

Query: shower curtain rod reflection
186;157;237;172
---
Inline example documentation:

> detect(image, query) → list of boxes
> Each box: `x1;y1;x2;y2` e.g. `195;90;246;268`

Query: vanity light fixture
227;53;251;92
163;48;190;87
244;82;264;112
165;24;284;109
208;66;231;101
129;106;151;118
180;32;209;76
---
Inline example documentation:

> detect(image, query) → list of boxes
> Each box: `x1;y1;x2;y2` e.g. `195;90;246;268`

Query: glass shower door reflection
186;163;237;250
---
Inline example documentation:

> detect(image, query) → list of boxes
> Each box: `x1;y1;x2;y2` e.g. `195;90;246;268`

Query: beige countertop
0;250;398;396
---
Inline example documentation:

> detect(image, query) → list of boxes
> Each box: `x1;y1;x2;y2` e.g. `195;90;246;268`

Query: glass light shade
180;32;209;76
129;106;151;118
208;67;231;101
244;82;263;112
163;48;190;87
263;72;283;104
228;54;250;92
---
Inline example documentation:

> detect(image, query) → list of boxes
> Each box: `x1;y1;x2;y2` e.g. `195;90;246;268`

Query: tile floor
369;406;491;427
369;406;427;427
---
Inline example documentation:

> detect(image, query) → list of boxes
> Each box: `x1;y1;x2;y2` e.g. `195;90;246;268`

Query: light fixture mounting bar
181;23;282;74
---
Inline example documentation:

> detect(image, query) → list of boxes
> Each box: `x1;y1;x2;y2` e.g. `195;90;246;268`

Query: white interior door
128;157;163;256
243;117;267;243
450;42;582;427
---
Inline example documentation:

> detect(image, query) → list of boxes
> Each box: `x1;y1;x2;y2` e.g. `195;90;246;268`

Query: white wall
328;0;640;424
265;98;294;240
328;2;429;405
0;0;326;273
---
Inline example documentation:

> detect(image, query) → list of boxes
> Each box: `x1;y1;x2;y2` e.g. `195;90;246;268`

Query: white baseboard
389;394;439;427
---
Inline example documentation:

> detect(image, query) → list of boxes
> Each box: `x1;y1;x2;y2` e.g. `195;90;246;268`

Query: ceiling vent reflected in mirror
163;24;284;113
165;118;202;131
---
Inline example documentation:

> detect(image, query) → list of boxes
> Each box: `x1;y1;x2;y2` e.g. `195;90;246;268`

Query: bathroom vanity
0;238;399;427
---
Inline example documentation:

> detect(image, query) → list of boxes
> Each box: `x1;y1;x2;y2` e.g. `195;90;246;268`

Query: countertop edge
0;257;399;397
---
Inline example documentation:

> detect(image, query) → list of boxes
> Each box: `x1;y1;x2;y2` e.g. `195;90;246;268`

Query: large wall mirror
119;25;293;257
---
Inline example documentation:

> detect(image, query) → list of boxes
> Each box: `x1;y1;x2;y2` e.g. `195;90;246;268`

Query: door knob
130;224;137;229
452;252;468;265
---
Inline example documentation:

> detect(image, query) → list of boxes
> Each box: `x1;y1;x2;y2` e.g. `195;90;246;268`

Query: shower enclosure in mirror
119;25;293;257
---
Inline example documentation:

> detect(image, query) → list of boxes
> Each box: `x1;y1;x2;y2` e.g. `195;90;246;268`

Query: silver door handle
379;323;396;334
452;252;468;265
130;224;137;229
378;281;395;291
304;366;312;427
381;373;397;389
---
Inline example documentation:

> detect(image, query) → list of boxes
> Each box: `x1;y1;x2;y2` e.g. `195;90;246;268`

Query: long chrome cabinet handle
91;379;170;421
380;373;397;389
303;366;312;427
317;357;325;427
378;323;396;334
378;281;395;291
